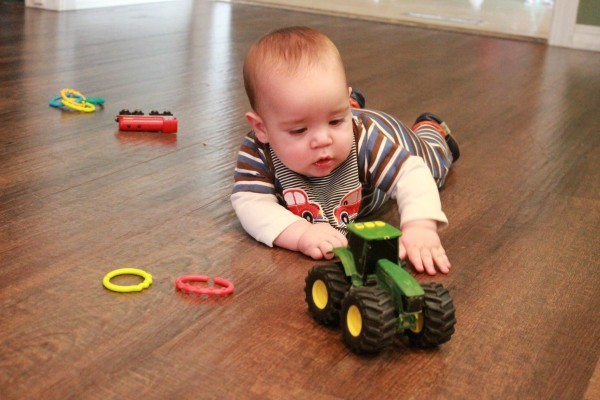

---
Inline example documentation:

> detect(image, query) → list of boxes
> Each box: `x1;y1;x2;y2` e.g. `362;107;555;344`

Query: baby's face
252;58;353;178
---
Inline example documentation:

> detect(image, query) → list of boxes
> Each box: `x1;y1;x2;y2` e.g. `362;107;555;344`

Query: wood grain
1;2;599;399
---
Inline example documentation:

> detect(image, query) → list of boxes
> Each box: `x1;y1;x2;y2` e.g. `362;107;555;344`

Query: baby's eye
289;127;307;135
329;118;344;126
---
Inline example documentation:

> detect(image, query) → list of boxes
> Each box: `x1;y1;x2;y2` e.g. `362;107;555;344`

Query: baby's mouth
313;156;335;169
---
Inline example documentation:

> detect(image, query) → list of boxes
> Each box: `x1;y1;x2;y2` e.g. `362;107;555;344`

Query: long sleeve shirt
231;108;447;246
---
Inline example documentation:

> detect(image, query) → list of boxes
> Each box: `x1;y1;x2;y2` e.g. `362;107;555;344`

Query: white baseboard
572;24;600;52
25;0;176;11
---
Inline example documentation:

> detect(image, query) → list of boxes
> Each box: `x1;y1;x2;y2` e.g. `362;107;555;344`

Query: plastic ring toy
62;97;96;112
50;88;104;112
175;274;234;297
103;268;153;293
49;95;67;108
85;97;105;105
61;88;85;101
50;95;105;108
50;92;84;108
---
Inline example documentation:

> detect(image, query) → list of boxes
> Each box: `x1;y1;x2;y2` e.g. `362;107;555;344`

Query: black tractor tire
305;263;350;326
341;286;397;354
407;282;456;347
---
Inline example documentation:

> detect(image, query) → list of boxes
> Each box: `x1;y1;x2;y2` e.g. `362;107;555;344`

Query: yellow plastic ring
62;97;96;112
61;88;85;101
103;268;153;293
60;88;96;112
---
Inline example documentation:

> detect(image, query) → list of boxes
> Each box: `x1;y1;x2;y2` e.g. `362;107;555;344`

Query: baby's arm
231;192;347;259
393;156;450;275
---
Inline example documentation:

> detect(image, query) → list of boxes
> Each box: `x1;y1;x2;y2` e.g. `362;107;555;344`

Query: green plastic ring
103;268;153;293
85;97;105;105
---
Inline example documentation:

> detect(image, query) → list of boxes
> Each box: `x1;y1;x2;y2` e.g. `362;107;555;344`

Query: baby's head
243;27;354;177
243;26;346;113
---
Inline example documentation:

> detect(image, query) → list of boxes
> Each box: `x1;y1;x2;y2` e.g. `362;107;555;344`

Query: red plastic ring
175;274;234;297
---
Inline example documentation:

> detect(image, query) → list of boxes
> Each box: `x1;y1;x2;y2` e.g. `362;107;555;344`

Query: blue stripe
232;183;275;195
237;152;270;174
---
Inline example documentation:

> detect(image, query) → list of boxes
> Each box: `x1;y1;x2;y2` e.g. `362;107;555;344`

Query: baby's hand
399;219;451;275
297;223;348;260
274;220;347;259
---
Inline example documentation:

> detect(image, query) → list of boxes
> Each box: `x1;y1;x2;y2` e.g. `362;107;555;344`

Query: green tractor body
305;221;456;354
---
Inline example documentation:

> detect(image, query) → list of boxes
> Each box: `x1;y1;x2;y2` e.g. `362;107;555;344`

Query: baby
232;27;459;275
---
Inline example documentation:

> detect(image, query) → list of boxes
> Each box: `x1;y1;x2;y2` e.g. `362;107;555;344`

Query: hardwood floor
1;1;599;399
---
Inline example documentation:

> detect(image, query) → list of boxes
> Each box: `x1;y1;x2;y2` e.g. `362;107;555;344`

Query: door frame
550;0;600;51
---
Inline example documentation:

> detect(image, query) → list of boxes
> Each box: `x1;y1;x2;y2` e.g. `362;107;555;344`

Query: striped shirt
233;109;412;232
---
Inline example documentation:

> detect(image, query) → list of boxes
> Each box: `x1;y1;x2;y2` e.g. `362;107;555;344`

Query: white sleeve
391;156;448;229
231;191;304;247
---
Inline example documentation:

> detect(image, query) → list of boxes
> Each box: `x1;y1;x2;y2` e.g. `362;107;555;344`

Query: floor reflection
226;0;554;39
115;131;178;147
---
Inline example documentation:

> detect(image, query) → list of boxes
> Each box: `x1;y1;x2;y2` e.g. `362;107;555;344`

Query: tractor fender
332;247;362;285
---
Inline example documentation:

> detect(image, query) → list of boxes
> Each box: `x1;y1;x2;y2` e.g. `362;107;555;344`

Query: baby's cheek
339;130;354;154
280;147;309;170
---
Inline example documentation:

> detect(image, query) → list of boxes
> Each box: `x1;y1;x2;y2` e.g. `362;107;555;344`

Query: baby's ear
245;111;269;143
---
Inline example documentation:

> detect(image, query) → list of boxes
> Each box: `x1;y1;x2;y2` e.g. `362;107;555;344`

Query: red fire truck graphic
283;189;327;223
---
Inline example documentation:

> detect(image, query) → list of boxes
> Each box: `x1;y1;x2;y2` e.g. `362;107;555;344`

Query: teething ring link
59;88;96;112
103;268;153;293
61;88;86;102
175;274;234;297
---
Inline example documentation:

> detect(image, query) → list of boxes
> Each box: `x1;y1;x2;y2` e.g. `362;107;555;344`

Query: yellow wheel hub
410;312;424;333
346;305;363;337
312;280;328;310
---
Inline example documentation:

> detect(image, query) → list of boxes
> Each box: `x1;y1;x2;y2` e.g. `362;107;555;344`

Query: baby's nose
310;128;333;148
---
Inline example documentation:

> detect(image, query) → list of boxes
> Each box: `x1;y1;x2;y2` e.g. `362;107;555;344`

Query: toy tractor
304;221;456;354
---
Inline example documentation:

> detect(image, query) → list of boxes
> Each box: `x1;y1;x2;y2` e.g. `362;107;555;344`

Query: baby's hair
243;26;345;112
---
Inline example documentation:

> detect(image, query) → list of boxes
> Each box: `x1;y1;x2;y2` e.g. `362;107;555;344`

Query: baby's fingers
432;247;451;274
418;247;451;275
306;246;325;260
406;247;425;274
420;249;437;276
399;242;407;260
407;247;442;276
